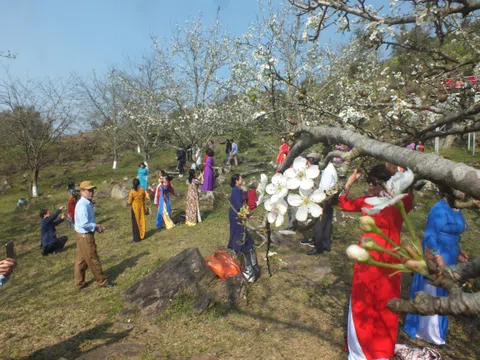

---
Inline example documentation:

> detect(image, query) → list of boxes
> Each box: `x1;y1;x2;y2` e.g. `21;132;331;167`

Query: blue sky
0;0;392;81
0;0;266;79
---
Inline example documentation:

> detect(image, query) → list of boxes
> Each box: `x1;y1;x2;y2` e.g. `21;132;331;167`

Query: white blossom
362;169;414;215
287;188;325;222
264;199;288;227
284;156;320;190
265;173;289;203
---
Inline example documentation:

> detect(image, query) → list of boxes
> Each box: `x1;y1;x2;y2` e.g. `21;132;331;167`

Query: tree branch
279;126;480;199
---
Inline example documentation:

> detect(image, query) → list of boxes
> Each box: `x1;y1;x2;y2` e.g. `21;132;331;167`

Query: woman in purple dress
201;148;215;191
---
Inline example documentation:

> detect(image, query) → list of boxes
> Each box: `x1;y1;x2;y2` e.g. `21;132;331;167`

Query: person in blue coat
137;162;149;190
228;174;253;253
404;186;468;345
40;207;68;256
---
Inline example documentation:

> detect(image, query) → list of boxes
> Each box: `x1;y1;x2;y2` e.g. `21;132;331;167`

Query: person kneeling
40;207;68;256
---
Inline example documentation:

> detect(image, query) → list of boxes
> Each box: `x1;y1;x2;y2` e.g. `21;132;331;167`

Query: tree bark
31;168;39;197
112;146;118;169
388;257;480;315
143;147;149;162
279;126;480;199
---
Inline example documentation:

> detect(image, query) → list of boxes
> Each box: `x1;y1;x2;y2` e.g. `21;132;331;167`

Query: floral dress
185;179;202;226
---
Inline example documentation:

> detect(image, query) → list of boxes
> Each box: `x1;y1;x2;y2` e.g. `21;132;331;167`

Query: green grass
0;140;479;359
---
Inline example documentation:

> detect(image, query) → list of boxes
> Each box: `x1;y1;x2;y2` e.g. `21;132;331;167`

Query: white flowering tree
232;0;325;131
117;56;166;162
151;13;242;150
77;69;127;169
287;0;480;144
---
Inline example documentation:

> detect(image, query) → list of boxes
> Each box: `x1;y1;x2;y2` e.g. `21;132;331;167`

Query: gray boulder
198;191;215;211
1;183;11;192
111;184;129;199
217;175;226;185
123;247;216;320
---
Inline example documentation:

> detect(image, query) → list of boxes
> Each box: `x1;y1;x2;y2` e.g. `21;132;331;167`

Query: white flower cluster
257;156;327;227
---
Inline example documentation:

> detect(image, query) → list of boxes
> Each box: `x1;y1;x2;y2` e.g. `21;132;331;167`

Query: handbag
206;250;242;280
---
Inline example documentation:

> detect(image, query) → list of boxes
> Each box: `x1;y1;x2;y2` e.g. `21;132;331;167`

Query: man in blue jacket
40;207;68;256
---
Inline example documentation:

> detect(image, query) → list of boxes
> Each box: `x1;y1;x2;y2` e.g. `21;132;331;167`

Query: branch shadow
23;322;132;360
144;228;158;239
105;251;149;282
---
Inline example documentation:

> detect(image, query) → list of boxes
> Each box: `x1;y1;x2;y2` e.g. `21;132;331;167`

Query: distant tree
117;55;165;162
0;75;78;197
77;68;127;169
152;12;236;150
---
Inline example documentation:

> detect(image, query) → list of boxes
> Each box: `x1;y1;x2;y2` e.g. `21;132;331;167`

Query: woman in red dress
67;181;79;227
276;137;290;165
339;165;413;360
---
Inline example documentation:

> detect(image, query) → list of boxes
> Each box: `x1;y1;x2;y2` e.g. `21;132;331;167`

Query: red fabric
247;189;258;211
203;154;208;165
418;144;425;152
276;143;290;165
339;193;413;360
165;181;175;196
68;196;76;221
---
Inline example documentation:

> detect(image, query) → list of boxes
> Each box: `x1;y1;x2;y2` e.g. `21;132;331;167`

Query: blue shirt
0;274;9;286
231;142;238;155
74;196;97;233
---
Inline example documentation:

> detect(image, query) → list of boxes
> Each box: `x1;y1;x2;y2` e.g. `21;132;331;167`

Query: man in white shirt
308;159;338;255
74;181;114;289
230;140;239;167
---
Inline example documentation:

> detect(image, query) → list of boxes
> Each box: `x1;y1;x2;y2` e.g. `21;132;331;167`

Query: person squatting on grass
74;180;114;289
40;207;68;256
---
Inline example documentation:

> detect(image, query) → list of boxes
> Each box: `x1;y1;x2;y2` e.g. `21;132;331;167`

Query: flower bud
360;237;376;251
346;244;371;263
404;259;429;276
359;216;378;233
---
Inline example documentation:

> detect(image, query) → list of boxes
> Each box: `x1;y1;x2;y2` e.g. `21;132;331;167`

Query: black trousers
42;236;68;255
131;209;141;243
313;203;334;252
177;161;185;175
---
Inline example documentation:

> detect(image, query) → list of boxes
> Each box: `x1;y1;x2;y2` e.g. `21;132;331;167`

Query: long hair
437;183;456;208
366;164;392;185
188;169;196;184
164;175;175;195
206;148;214;157
132;178;140;190
230;173;241;188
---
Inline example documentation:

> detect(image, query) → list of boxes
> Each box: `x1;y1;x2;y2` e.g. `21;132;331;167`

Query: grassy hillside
0;139;479;360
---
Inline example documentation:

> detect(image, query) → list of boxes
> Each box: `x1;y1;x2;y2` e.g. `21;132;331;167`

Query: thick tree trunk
388;290;480;316
279;126;480;199
112;147;118;169
143;148;149;162
31;168;39;197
